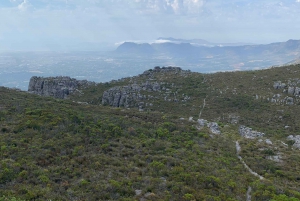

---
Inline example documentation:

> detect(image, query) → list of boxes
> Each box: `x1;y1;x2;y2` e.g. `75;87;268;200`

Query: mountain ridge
113;40;300;72
115;39;300;56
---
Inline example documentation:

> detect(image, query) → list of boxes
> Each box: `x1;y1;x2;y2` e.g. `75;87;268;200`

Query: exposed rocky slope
101;67;192;109
28;76;94;99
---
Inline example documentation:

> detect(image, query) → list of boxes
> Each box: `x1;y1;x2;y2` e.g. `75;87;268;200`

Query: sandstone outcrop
273;81;286;89
287;135;300;149
207;122;221;135
274;79;300;96
197;119;221;135
28;76;94;99
239;125;265;139
102;82;161;108
101;66;192;108
271;79;300;105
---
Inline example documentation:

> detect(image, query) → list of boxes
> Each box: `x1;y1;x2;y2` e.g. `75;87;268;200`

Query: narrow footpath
236;141;264;201
235;141;264;180
198;97;206;119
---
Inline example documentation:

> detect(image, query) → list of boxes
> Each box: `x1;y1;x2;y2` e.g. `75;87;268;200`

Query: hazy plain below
0;47;295;91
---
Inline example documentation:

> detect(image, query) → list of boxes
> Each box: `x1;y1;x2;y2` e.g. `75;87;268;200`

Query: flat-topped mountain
115;42;155;55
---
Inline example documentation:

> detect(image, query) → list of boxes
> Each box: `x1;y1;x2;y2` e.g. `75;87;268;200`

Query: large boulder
288;86;295;95
285;97;294;105
273;81;286;89
295;87;300;95
207;122;221;135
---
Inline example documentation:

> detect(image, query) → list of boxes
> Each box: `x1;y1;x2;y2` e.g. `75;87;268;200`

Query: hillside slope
1;65;300;200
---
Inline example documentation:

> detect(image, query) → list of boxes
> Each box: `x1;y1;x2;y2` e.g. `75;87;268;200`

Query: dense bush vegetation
1;64;300;200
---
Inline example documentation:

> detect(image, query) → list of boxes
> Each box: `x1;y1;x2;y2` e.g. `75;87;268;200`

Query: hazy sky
1;0;300;51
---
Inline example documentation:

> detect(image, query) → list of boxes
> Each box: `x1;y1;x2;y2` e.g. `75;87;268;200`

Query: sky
1;0;300;51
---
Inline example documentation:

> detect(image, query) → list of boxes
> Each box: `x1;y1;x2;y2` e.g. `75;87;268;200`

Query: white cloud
18;0;29;11
6;0;205;15
132;0;205;15
1;0;300;50
172;0;204;14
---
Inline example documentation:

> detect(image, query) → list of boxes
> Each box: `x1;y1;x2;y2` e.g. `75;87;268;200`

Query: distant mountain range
114;39;300;71
115;39;300;57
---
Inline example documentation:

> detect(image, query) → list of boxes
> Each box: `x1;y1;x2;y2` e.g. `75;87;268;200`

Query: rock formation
271;79;300;105
101;66;192;108
197;119;221;135
274;79;300;96
287;135;300;149
239;125;265;139
142;66;184;75
28;76;94;99
101;82;161;108
273;81;286;89
207;122;221;135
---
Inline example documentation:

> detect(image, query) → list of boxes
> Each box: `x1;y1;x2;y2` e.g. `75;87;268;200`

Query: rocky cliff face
101;82;161;108
101;67;192;109
28;76;94;99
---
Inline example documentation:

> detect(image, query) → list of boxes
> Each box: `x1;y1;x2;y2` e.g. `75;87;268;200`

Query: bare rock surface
197;119;221;135
270;79;300;104
101;66;192;108
239;125;265;139
287;135;300;149
28;76;94;99
101;82;161;108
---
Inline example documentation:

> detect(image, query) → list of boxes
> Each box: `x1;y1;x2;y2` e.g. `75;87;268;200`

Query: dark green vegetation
2;65;300;200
